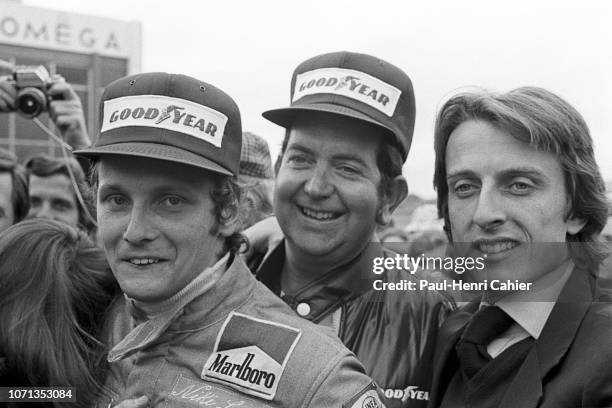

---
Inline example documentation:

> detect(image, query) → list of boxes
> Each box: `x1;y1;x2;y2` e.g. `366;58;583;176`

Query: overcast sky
25;0;612;198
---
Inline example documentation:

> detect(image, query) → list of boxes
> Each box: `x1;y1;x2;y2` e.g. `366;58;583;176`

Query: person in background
1;60;94;232
0;219;118;407
238;131;275;230
428;87;612;407
25;154;96;234
0;61;91;151
0;147;28;232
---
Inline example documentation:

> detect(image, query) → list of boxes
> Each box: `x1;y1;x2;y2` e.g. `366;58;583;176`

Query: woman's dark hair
0;219;118;406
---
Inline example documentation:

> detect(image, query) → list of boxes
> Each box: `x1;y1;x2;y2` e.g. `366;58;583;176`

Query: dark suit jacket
428;267;612;408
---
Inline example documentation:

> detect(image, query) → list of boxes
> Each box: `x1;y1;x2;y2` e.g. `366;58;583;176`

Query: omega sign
0;3;139;58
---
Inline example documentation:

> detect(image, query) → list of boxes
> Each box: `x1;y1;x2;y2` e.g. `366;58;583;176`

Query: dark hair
88;161;247;255
25;154;96;234
0;219;118;406
209;175;249;254
0;147;29;223
433;86;609;269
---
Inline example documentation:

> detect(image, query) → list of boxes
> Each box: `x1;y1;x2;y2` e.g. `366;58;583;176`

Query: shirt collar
256;240;384;322
128;253;229;319
487;260;575;339
110;253;234;362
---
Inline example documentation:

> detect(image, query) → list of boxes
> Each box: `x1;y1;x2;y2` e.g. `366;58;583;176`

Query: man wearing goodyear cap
253;51;454;407
75;72;386;407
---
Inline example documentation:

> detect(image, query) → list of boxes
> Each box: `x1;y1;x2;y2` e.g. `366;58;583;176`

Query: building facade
0;0;141;160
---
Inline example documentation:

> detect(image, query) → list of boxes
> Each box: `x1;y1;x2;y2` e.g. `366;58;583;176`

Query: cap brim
74;142;233;176
262;103;396;136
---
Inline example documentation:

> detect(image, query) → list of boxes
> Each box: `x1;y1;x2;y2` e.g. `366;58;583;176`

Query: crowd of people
0;51;611;408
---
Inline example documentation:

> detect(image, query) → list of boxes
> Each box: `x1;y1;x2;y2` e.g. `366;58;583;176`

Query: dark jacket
427;267;612;408
256;241;456;408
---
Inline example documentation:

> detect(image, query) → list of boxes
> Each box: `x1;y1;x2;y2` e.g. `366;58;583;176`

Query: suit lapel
499;347;542;408
428;302;478;408
500;268;594;408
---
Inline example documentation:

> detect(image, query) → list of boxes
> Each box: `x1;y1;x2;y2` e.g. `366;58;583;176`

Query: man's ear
565;200;587;236
566;215;587;236
217;206;241;238
376;176;408;226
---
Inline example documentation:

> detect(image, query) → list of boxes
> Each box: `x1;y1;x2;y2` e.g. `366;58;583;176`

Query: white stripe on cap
292;67;401;117
101;95;228;148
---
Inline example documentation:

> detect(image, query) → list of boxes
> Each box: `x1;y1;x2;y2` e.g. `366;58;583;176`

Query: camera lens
16;88;47;118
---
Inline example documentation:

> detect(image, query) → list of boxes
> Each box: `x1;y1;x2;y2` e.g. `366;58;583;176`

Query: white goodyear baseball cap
75;72;242;176
263;51;416;160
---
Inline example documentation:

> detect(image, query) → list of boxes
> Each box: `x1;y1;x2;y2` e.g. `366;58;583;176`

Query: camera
3;65;63;118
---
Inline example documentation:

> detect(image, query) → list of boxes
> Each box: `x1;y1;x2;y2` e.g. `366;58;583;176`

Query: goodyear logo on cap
202;312;301;401
101;95;228;148
293;67;402;117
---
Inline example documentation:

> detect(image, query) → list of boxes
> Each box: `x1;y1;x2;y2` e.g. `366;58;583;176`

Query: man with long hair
25;154;96;234
428;87;612;407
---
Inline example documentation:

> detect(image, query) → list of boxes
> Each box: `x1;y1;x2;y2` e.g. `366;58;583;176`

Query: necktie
456;306;514;378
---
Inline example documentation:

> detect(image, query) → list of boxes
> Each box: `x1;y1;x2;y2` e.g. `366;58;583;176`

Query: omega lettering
0;17;122;53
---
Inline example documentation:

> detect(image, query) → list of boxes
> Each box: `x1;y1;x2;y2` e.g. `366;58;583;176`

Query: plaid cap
240;131;273;179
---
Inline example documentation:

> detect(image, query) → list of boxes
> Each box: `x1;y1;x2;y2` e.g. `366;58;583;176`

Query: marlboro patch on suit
201;312;302;400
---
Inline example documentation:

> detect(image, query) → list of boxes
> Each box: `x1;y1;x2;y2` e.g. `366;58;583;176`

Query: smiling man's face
274;112;386;265
445;120;586;284
97;156;224;302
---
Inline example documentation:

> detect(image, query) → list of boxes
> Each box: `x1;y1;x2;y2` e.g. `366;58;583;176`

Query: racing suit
256;242;455;408
99;253;385;408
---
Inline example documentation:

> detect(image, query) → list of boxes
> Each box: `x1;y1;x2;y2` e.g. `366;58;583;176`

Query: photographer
0;61;96;234
0;61;91;150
